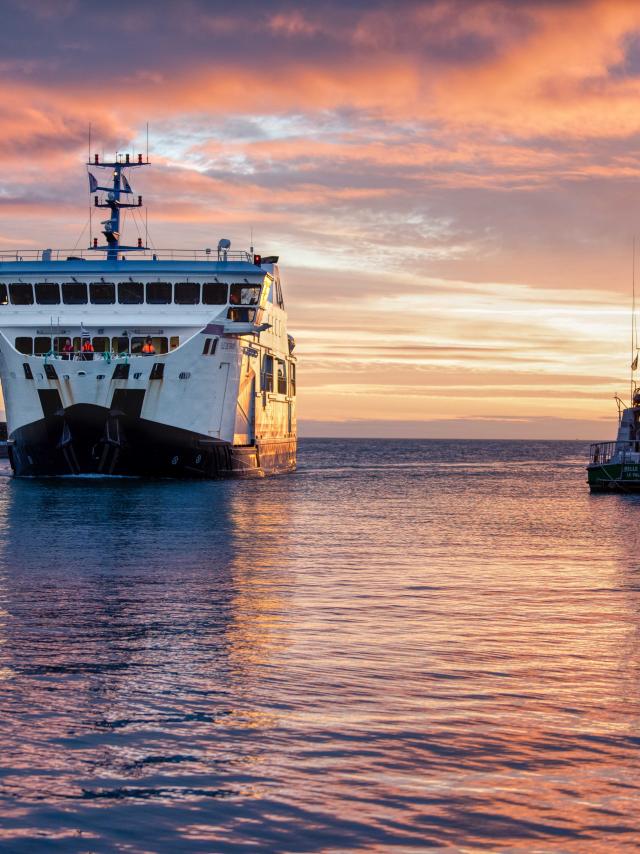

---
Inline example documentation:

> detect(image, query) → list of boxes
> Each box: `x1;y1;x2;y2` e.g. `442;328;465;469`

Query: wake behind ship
0;152;296;478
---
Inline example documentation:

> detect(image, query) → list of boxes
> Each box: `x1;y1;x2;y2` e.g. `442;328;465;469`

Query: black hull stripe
8;404;296;479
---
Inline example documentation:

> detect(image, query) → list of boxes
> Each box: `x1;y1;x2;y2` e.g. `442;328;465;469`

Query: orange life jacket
142;341;155;353
82;340;94;352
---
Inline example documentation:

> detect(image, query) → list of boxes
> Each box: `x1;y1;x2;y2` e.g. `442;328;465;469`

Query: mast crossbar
86;155;150;260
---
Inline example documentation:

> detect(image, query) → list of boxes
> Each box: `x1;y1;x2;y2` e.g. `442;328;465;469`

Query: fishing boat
0;152;296;477
587;393;640;491
587;252;640;492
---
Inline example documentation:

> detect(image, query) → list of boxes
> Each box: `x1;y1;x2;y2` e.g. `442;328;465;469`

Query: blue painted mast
87;153;148;261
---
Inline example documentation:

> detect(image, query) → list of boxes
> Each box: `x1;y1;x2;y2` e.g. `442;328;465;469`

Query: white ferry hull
0;323;296;479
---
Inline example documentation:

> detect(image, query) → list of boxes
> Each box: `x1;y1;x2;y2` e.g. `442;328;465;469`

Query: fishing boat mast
631;237;637;404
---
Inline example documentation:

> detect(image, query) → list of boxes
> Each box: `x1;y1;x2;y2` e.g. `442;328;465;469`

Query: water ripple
0;439;639;851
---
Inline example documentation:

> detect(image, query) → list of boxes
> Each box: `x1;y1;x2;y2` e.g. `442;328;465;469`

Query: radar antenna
87;151;149;261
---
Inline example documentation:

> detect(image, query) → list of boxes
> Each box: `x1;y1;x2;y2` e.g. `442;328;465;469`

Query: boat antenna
632;236;637;404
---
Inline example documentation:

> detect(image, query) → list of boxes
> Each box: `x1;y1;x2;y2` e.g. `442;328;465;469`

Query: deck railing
38;351;154;362
0;248;254;263
589;440;640;464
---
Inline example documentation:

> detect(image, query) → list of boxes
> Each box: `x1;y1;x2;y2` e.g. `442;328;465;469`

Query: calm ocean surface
0;439;639;852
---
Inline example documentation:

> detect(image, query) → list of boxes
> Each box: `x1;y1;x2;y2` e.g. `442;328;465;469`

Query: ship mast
87;152;149;261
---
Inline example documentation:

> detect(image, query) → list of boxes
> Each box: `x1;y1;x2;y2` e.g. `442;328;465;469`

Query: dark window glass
131;336;168;355
34;336;52;355
290;362;296;396
15;337;33;354
118;282;143;304
92;337;109;353
202;283;228;305
202;338;211;355
230;283;261;305
0;284;7;305
170;336;179;350
175;282;200;305
9;284;33;305
262;354;273;392
35;283;60;305
62;282;87;304
54;336;72;354
227;307;255;322
112;336;129;354
146;281;172;304
277;359;287;394
90;282;115;304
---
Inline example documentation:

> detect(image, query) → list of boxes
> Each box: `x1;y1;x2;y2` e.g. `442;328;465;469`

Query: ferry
0;153;297;477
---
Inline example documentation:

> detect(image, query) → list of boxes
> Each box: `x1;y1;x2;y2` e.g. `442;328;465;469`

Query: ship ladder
95;414;123;475
57;420;80;475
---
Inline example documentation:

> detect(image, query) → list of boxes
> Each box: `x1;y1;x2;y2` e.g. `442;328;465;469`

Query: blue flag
122;175;133;194
88;172;98;193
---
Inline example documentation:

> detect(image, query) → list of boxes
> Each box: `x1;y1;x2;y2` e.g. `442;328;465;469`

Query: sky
2;0;640;438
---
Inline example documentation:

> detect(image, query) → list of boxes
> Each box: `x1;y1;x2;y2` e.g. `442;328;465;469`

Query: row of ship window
14;334;297;393
0;282;264;306
15;334;297;395
15;336;179;356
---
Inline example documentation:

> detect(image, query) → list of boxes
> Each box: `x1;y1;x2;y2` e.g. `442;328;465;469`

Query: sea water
0;439;639;851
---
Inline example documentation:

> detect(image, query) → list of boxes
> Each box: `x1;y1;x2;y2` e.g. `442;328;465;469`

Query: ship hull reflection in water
0;439;640;851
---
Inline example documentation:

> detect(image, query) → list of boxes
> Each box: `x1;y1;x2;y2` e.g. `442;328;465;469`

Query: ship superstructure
0;153;296;477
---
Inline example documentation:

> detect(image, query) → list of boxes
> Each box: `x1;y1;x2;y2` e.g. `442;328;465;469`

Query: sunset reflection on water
0;440;639;851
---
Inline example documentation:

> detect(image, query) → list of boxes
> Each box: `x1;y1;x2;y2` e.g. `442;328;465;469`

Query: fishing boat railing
589;440;640;464
0;248;254;263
